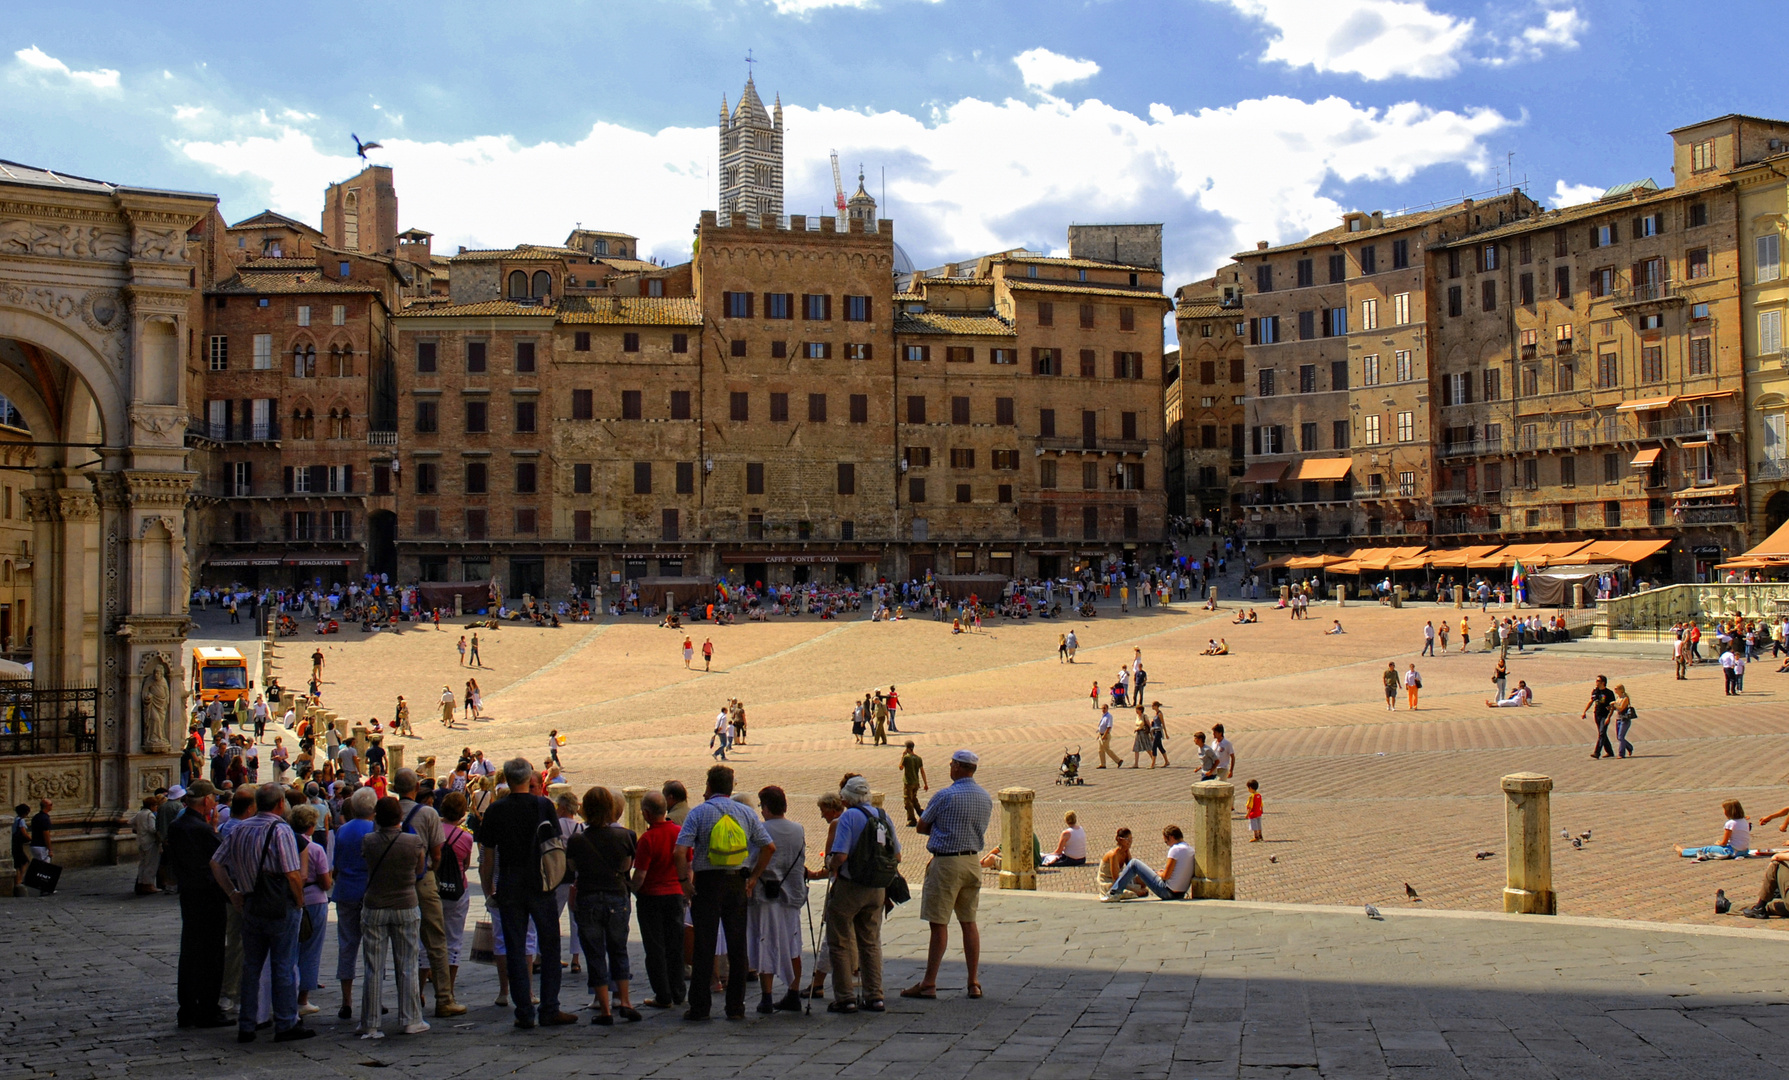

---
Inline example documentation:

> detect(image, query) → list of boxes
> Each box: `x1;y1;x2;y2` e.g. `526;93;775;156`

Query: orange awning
1287;457;1354;482
1285;554;1349;570
1629;447;1662;467
1673;483;1741;500
1577;538;1671;564
1743;519;1789;558
1428;545;1504;568
1254;555;1292;569
1678;390;1738;402
1241;462;1288;483
1617;396;1677;412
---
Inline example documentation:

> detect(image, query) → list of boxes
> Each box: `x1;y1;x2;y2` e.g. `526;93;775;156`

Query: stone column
1190;779;1236;899
1334;584;1345;607
1454;587;1464;609
1571;583;1586;610
387;743;404;774
997;787;1035;890
1208;585;1219;606
624;786;647;835
350;722;367;752
1501;772;1556;915
1279;584;1290;605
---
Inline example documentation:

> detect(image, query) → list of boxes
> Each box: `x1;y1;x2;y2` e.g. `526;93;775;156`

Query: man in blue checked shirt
901;749;992;1002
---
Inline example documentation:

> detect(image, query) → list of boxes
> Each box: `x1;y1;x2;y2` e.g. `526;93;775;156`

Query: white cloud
1512;7;1586;58
1215;0;1474;80
179;89;1510;285
1214;0;1584;79
12;45;121;90
1551;179;1602;208
173;105;205;122
1013;48;1100;91
765;0;942;14
279;108;318;123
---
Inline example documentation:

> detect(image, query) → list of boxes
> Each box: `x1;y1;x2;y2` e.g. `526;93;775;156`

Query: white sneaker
297;1002;320;1016
1099;893;1125;903
358;1029;385;1040
402;1022;431;1035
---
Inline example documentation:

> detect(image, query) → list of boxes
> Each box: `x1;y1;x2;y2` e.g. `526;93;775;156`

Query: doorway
367;510;397;579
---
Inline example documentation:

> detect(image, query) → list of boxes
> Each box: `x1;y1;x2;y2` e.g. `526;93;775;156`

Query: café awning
1576;538;1671;564
1287;458;1354;482
1629;447;1662;468
1617;396;1677;412
1671;483;1741;501
1240;462;1288;483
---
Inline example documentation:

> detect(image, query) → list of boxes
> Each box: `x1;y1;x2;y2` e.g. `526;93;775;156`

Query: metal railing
1756;459;1789;481
0;683;99;757
1640;414;1741;439
1036;437;1150;454
1610;281;1683;306
1440;438;1504;458
191;419;279;442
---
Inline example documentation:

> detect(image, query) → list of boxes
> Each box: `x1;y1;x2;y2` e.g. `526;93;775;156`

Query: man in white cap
902;749;992;1001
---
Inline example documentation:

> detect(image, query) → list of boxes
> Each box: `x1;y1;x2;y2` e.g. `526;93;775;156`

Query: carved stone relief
25;770;83;801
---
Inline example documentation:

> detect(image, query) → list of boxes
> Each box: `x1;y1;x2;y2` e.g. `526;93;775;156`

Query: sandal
899;984;937;999
826;1000;859;1014
966;984;983;999
862;999;886;1012
616;1006;642;1023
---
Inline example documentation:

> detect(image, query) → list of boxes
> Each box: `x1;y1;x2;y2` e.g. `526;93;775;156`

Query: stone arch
0;304;124;446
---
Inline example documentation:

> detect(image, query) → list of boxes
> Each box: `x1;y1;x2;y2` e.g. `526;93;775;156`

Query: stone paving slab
7;866;1789;1079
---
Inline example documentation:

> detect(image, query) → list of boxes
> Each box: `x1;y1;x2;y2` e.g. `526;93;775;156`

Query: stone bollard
1454;587;1464;609
997;787;1036;890
350;723;367;753
1279;584;1290;605
1190;780;1236;899
454;594;463;618
281;692;296;714
387;744;404;774
1571;583;1585;610
1501;773;1556;915
624;786;647;835
1208;585;1219;607
1334;584;1345;607
548;782;572;802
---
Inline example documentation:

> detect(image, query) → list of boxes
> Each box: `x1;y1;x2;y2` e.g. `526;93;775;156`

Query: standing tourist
27;797;52;867
358;796;429;1037
1404;663;1422;710
288;805;331;1018
434;792;476;1004
1421;621;1436;657
476;758;578;1029
827;776;897;1012
439;685;455;727
1211;723;1235;779
456;636;467;666
132;793;163;895
904;749;992;1001
395;768;467;1017
168;782;228;1028
629;792;686;1009
395;696;414;737
898;742;928;827
1613;684;1637;759
1065;629;1078;662
209;784;313;1043
1382;662;1399;711
1129;708;1152;769
683;636;695;668
332;788;377;1019
468;633;483;668
568;786;641;1024
749;785;808;1014
675;764;775;1021
701;637;714;672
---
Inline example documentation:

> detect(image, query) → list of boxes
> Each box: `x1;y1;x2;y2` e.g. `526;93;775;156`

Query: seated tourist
1096;829;1148;898
1100;825;1195;902
1325;621;1344;635
1200;639;1220;655
1485;681;1532;707
1215;639;1230;655
1042;811;1088;867
1678;800;1754;860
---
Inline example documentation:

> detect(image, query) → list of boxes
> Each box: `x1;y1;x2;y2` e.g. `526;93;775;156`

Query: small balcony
1432;490;1474;507
1755;458;1789;481
368;430;398;448
1439;438;1503;459
1639;413;1742;440
1610;281;1685;310
190;418;279;443
1036;437;1150;455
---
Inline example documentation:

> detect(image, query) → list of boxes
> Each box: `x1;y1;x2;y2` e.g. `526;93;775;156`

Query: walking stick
804;881;822;1016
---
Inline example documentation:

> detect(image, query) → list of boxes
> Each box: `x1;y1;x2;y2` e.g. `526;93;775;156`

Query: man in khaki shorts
901;749;993;1001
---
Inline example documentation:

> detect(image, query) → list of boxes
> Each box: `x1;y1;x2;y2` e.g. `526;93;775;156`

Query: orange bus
191;646;249;705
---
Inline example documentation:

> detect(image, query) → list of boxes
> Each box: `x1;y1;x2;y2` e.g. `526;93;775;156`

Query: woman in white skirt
747;785;808;1013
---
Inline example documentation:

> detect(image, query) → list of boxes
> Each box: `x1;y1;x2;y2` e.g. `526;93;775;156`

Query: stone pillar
1334;585;1345;607
1190;780;1236;899
1571;583;1585;610
1279;584;1290;605
350;723;367;752
1208;585;1219;606
280;691;296;714
1454;587;1465;609
1501;773;1556;915
623;786;647;836
387;743;404;774
454;593;463;618
997;787;1036;890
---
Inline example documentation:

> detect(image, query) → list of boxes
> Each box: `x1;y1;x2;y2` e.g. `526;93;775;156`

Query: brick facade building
1167;268;1247;520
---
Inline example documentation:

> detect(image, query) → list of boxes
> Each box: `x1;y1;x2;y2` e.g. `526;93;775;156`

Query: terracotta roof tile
207;265;381;295
393;299;559;318
893;311;1015;337
1002;279;1173;303
991;253;1160;273
556;296;703;326
449;244;588;263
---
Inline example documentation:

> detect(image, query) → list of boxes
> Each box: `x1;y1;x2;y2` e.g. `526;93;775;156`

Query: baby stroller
1057;746;1084;785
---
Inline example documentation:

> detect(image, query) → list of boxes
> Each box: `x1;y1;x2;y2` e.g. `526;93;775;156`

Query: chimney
1256;241;1269;250
1371;211;1384;227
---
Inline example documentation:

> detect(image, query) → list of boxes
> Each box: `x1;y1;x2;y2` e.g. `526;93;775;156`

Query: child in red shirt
1245;779;1264;841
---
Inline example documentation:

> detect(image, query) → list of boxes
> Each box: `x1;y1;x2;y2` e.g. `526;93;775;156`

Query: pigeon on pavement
1405;883;1421;901
1474;850;1495;860
1716;889;1731;915
1365;904;1384;920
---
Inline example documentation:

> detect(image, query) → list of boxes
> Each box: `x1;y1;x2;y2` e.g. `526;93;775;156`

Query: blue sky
3;0;1781;286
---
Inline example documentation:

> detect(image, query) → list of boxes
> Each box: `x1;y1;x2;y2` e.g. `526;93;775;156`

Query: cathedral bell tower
718;77;784;225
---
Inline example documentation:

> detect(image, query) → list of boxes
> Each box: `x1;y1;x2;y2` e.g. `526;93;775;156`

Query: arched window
722;167;736;189
532;271;552;298
291;408;305;439
336;346;354;378
342;191;359;250
338;410;352;440
508;271;528;298
295;345;317;378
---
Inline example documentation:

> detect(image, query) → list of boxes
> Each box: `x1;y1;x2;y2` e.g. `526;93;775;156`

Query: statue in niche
140;656;171;753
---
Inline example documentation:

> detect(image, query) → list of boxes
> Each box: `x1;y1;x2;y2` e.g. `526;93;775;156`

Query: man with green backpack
674;764;775;1021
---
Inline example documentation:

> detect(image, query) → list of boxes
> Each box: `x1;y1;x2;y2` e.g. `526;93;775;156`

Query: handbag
21;859;59;894
245;825;295;919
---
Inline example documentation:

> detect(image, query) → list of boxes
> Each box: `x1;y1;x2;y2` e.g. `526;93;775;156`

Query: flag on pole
1510;559;1527;603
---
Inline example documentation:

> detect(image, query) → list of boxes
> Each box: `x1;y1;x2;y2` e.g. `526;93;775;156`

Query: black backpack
844;806;899;889
436;823;467;901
